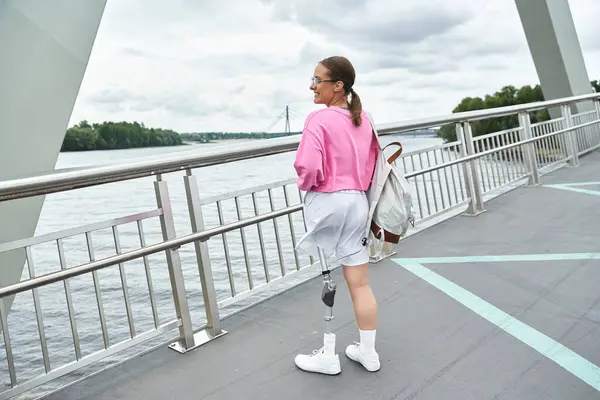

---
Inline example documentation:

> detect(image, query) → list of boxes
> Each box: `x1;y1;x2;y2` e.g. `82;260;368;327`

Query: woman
293;56;380;374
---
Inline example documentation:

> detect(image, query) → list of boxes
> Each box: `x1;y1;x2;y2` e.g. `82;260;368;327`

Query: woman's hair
319;56;362;127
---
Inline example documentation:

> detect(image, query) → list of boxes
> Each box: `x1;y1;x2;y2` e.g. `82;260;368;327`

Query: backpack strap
366;111;403;164
365;111;384;150
383;142;403;164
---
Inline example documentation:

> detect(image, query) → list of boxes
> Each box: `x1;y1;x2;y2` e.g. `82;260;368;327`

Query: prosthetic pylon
318;248;336;335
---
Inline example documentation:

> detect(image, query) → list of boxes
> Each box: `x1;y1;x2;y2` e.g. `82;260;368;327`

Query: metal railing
0;92;599;398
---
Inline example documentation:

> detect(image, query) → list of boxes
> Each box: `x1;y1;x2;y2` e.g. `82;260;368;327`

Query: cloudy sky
70;0;600;133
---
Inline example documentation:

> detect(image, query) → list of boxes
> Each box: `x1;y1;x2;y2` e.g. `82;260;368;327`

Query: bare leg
343;264;377;330
343;263;380;371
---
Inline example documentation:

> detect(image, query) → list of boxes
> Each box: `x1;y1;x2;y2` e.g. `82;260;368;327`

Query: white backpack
365;113;415;258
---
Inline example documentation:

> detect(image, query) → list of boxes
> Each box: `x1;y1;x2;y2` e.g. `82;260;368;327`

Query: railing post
456;123;473;201
154;176;196;352
561;104;579;167
595;100;600;141
182;170;227;349
457;122;485;216
518;112;540;186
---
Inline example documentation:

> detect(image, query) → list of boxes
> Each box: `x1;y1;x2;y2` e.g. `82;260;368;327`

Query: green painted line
544;184;600;197
393;253;600;265
554;181;600;187
395;261;600;392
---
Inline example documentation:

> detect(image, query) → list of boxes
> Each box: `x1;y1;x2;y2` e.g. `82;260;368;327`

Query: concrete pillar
515;0;594;118
0;1;107;311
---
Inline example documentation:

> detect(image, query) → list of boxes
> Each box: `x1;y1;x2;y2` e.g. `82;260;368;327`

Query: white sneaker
345;342;380;372
294;347;341;375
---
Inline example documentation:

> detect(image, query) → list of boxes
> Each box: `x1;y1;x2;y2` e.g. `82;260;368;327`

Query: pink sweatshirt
293;107;379;192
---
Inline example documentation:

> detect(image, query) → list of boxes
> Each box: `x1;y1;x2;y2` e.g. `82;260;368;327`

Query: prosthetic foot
294;248;341;375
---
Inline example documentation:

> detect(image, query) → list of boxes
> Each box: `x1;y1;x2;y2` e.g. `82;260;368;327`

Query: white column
0;0;107;311
515;0;594;117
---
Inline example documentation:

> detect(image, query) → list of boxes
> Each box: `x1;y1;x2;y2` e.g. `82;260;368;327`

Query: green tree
61;121;184;152
438;80;598;143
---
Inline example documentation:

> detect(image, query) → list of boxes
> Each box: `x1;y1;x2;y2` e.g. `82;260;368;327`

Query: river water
1;135;443;395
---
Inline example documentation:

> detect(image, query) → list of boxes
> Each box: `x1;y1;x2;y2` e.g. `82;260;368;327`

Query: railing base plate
462;209;486;217
169;329;228;354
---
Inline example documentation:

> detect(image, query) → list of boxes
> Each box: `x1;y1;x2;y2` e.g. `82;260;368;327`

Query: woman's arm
293;127;325;191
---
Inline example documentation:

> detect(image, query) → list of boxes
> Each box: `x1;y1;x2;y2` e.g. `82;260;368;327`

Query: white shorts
296;190;370;267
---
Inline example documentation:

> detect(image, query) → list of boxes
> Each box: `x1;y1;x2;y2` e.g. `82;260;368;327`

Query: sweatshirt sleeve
293;120;325;191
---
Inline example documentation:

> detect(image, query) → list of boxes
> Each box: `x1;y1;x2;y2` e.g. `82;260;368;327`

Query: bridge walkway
48;151;600;399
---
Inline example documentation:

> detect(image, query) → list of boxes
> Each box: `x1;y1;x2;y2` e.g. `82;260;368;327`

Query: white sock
323;333;336;355
359;329;376;353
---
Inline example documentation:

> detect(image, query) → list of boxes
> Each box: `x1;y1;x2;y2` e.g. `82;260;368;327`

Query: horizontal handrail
0;93;598;203
199;177;297;206
0;208;163;253
400;139;462;158
376;93;600;134
0;203;303;298
0;136;303;202
404;118;599;178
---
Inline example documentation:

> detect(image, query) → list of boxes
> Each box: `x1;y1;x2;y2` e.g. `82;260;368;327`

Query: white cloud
70;0;600;133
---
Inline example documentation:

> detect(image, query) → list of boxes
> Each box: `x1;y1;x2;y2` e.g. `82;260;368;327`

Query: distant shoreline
185;138;262;144
58;138;269;152
60;118;440;152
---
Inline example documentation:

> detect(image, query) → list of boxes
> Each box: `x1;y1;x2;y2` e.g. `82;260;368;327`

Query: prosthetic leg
293;247;341;375
316;248;339;367
319;248;336;336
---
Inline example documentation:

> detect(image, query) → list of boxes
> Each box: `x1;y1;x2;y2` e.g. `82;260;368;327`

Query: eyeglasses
310;76;337;87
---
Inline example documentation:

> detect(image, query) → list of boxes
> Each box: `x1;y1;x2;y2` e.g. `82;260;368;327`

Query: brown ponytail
349;90;362;127
319;56;363;127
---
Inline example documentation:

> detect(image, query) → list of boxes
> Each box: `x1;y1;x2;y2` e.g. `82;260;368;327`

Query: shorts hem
336;249;369;267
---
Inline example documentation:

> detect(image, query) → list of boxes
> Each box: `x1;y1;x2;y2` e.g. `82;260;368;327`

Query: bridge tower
0;0;107;310
515;0;594;117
